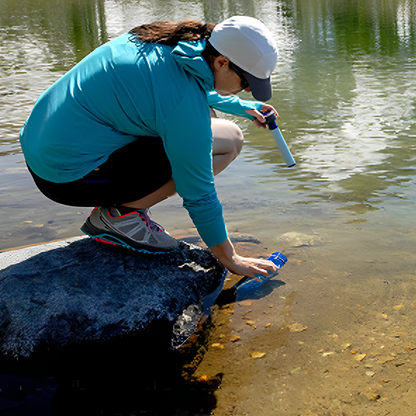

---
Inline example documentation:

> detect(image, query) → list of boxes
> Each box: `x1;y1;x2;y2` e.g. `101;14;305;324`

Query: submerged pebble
250;352;266;359
238;300;253;306
364;392;380;401
277;232;316;247
211;343;224;349
289;367;302;375
288;323;308;332
354;353;367;361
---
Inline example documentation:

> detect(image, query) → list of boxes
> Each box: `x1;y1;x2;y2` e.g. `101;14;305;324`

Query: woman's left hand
246;104;279;128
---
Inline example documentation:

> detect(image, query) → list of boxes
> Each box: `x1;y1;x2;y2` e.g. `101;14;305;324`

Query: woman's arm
207;91;263;119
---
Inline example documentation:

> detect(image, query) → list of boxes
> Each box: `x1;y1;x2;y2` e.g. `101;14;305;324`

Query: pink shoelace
138;209;163;233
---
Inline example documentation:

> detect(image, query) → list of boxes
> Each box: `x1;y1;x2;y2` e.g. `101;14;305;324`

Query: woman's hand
246;104;279;128
226;254;277;281
210;237;278;280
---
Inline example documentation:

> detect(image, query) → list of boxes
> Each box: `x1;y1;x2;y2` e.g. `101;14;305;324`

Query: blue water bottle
233;252;287;295
264;112;296;167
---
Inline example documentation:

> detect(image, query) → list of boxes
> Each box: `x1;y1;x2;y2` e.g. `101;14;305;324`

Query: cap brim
245;72;272;101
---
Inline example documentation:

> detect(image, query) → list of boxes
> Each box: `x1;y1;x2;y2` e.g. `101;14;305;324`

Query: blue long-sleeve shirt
20;33;263;247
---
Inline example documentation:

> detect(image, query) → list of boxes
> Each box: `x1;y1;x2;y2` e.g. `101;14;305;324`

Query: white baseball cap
209;16;278;101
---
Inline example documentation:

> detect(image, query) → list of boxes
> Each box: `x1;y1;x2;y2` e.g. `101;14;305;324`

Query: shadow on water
216;278;286;305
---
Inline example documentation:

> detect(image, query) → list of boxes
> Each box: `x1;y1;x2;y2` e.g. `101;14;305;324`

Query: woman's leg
122;178;176;209
123;117;244;209
79;119;245;252
211;117;244;175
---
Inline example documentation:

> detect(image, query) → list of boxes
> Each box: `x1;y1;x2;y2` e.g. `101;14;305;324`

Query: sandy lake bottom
169;229;416;416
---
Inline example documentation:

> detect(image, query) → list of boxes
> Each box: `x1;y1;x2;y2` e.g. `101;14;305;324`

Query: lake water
1;0;416;415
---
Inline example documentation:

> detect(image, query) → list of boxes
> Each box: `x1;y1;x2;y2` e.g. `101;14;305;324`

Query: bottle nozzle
264;111;277;126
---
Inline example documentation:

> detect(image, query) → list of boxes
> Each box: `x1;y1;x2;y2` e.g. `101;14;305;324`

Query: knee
230;123;244;157
222;121;244;158
212;118;245;160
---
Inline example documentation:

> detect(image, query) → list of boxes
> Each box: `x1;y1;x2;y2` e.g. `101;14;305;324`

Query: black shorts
28;137;172;207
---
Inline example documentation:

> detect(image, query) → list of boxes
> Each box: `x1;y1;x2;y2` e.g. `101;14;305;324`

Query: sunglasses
229;61;249;90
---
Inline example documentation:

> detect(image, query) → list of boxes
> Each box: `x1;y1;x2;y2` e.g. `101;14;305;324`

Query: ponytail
129;20;216;46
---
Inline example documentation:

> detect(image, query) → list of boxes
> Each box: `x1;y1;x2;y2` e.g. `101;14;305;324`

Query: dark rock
0;237;227;363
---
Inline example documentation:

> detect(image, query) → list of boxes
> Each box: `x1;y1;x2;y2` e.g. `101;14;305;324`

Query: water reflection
0;0;415;237
0;0;109;157
251;0;416;215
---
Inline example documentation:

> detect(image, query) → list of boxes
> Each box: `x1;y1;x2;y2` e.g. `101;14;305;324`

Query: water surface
1;0;416;414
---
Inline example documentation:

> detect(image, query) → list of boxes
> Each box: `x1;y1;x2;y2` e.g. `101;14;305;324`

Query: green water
1;0;416;414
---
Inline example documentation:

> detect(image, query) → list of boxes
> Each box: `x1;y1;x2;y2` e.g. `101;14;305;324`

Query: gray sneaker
81;207;178;253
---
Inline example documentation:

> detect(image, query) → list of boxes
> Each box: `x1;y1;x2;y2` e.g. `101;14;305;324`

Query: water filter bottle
233;252;287;295
264;112;296;167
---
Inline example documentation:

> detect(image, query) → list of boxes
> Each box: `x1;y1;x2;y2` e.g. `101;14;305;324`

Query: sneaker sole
80;218;177;255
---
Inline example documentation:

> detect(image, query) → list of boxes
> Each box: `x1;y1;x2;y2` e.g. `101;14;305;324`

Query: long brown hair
129;20;216;46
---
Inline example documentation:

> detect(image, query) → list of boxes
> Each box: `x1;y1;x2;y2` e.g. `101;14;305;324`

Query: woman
20;16;279;279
